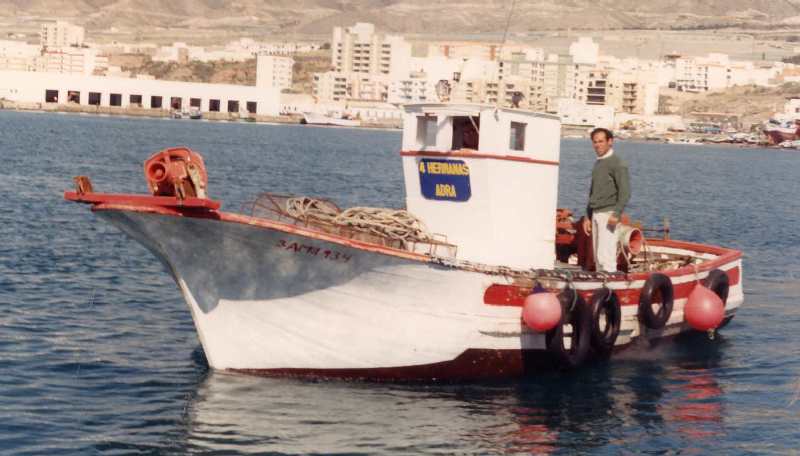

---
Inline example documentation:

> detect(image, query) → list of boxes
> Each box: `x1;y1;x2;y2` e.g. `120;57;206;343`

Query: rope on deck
285;197;432;244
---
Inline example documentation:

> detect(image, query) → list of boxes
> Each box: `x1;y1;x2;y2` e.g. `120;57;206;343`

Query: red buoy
522;292;562;332
684;285;725;331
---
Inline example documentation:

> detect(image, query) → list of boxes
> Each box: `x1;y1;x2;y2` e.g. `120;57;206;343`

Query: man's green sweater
587;152;630;218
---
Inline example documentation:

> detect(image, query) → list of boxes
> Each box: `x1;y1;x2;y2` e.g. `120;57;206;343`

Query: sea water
1;111;799;454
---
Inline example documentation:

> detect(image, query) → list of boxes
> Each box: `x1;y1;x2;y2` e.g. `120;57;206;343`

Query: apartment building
40;21;84;49
38;48;108;75
0;40;40;72
256;54;294;91
332;23;403;75
313;71;349;101
663;53;781;92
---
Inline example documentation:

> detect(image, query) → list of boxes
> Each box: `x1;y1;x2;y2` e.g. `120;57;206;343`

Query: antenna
498;0;517;58
496;0;517;109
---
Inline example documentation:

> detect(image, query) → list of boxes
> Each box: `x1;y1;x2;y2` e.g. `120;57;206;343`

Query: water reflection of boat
181;342;726;453
64;103;744;381
186;373;554;454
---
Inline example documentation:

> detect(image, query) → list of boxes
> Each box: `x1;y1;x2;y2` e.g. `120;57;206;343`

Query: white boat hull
99;211;531;371
96;208;743;380
303;112;360;127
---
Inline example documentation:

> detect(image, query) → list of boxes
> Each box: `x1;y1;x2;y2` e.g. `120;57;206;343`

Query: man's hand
608;214;620;227
582;217;591;235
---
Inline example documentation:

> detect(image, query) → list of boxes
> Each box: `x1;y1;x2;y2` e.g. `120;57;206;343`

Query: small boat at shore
665;137;701;145
763;117;800;144
302;111;360;127
65;103;743;382
171;107;202;120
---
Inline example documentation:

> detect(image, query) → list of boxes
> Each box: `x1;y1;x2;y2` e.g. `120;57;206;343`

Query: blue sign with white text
418;158;471;202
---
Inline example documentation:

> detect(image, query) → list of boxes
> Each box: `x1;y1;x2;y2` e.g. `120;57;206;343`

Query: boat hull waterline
89;201;743;381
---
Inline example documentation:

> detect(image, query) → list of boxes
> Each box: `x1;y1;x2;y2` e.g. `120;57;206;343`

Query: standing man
582;128;630;272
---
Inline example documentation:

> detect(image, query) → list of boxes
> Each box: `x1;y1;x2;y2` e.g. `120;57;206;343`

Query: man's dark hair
590;128;613;141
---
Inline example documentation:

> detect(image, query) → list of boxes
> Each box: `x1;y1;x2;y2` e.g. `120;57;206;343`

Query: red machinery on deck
65;147;219;211
144;147;208;199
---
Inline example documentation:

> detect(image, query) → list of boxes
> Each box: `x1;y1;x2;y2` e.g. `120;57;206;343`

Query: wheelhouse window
451;116;480;150
45;90;58;103
417;115;438;149
151;96;163;109
510;121;526;151
190;98;201;108
88;92;101;106
227;100;240;113
246;101;257;114
109;93;122;107
209;99;220;112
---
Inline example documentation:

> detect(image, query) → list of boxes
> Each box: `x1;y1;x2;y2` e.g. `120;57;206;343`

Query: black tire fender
704;269;731;328
546;287;592;369
589;288;622;353
639;273;674;330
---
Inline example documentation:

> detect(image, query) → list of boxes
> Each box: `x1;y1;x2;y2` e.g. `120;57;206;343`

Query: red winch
143;147;208;199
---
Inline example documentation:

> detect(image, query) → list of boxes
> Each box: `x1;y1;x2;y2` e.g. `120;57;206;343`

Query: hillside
5;0;800;35
659;83;800;129
108;50;330;92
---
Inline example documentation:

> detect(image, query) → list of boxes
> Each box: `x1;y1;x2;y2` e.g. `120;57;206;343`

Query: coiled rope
285;197;432;244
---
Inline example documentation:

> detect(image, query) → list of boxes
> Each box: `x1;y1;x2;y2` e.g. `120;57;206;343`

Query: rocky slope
5;0;800;34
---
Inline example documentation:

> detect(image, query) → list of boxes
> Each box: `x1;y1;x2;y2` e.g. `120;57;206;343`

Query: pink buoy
522;292;562;332
684;285;725;331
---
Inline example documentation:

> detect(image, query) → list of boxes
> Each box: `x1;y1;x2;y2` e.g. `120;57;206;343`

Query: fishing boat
302;111;360;127
64;103;743;382
762;117;800;144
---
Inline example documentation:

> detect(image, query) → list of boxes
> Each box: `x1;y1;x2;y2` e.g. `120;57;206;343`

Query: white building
259;42;321;56
663;53;781;92
557;98;614;127
313;71;349;102
332;23;405;75
389;56;462;104
0;40;41;71
569;37;599;65
38;48;108;75
428;42;501;61
41;21;85;49
0;70;280;116
152;42;196;63
256;54;294;91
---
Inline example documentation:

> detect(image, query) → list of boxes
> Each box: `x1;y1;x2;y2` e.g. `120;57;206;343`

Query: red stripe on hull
484;267;741;307
227;349;563;382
